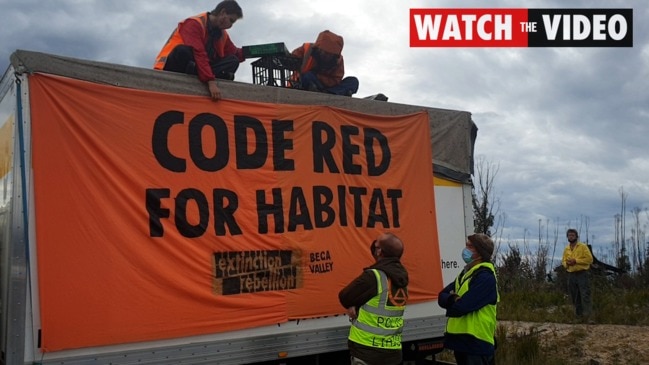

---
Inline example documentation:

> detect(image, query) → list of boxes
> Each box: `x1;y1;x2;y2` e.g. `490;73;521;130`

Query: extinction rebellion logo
409;8;633;47
213;250;302;295
212;249;335;295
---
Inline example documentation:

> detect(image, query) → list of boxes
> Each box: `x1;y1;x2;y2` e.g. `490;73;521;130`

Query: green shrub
437;243;649;364
493;324;569;365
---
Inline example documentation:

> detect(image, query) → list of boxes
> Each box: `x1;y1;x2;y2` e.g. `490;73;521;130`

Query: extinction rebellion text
213;250;299;295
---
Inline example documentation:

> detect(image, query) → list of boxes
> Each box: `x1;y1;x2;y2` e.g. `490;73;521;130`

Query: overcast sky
1;0;647;263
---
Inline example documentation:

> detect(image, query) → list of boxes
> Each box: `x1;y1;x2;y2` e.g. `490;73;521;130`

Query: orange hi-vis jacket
288;43;315;88
297;43;316;74
154;13;230;71
289;43;344;88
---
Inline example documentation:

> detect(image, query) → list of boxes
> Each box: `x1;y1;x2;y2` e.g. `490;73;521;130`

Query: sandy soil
501;321;649;365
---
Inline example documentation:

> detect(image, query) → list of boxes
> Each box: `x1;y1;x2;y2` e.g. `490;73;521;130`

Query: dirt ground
501;321;649;365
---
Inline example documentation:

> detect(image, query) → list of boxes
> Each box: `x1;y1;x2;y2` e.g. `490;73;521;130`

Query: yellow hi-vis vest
445;262;498;345
349;269;407;350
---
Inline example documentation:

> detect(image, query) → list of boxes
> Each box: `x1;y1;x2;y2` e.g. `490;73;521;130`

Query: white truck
0;50;476;365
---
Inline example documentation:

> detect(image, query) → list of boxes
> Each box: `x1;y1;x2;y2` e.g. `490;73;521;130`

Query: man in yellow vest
338;233;408;365
438;233;499;365
154;0;245;101
290;30;359;96
561;228;593;321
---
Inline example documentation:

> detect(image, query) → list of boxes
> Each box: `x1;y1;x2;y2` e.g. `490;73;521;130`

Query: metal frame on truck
0;50;476;365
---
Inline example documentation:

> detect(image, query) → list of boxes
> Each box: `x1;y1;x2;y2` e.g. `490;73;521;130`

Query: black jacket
339;257;408;308
338;257;409;365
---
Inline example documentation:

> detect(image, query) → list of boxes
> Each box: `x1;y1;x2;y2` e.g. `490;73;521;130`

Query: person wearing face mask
154;0;245;101
438;233;499;365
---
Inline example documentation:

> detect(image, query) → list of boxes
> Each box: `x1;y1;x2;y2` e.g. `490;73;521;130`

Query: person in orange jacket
154;0;244;101
291;30;359;96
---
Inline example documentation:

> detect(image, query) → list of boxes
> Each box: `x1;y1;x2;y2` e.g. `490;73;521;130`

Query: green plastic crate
242;42;289;59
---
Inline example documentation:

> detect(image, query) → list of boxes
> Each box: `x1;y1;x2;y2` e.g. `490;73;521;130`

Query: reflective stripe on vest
348;269;406;349
153;13;229;70
445;262;498;345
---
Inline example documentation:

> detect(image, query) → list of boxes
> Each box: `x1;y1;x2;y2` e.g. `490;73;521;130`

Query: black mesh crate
251;55;301;87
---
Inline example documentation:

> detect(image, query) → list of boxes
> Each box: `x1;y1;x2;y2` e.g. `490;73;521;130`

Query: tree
472;156;500;236
615;188;632;273
630;207;645;272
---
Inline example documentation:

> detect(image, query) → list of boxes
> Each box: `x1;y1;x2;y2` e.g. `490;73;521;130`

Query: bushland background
452;158;649;365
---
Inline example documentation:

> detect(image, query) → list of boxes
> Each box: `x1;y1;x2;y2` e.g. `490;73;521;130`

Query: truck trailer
0;50;476;365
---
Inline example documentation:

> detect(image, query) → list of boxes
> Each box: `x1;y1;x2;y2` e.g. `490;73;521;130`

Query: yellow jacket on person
562;241;593;272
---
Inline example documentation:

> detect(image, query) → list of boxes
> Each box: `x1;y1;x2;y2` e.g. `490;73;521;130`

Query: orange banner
29;73;442;351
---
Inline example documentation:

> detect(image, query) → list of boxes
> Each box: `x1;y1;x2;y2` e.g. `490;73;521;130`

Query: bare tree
549;219;561;271
614;213;621;260
615;187;631;272
631;207;644;272
533;219;550;282
472;156;500;236
620;187;627;263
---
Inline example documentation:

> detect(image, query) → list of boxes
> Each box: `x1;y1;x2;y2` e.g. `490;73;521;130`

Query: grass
434;271;649;365
498;274;649;325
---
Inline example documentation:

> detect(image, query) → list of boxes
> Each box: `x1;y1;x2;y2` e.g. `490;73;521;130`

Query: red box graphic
410;8;529;47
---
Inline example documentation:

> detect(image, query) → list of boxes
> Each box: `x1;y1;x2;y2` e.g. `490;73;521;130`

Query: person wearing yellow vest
290;30;359;96
338;233;408;365
153;0;245;101
561;228;593;321
438;233;499;365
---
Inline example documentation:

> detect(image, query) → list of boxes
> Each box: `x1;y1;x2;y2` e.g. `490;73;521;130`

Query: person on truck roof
438;233;499;365
289;30;359;96
338;233;408;365
154;0;245;101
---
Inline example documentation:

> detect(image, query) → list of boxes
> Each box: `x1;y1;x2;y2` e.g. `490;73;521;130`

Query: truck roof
9;49;476;182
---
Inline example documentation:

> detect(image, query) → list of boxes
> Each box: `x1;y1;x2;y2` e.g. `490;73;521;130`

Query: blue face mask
462;248;474;263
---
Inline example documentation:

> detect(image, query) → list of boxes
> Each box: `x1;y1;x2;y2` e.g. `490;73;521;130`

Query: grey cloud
1;0;646;253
